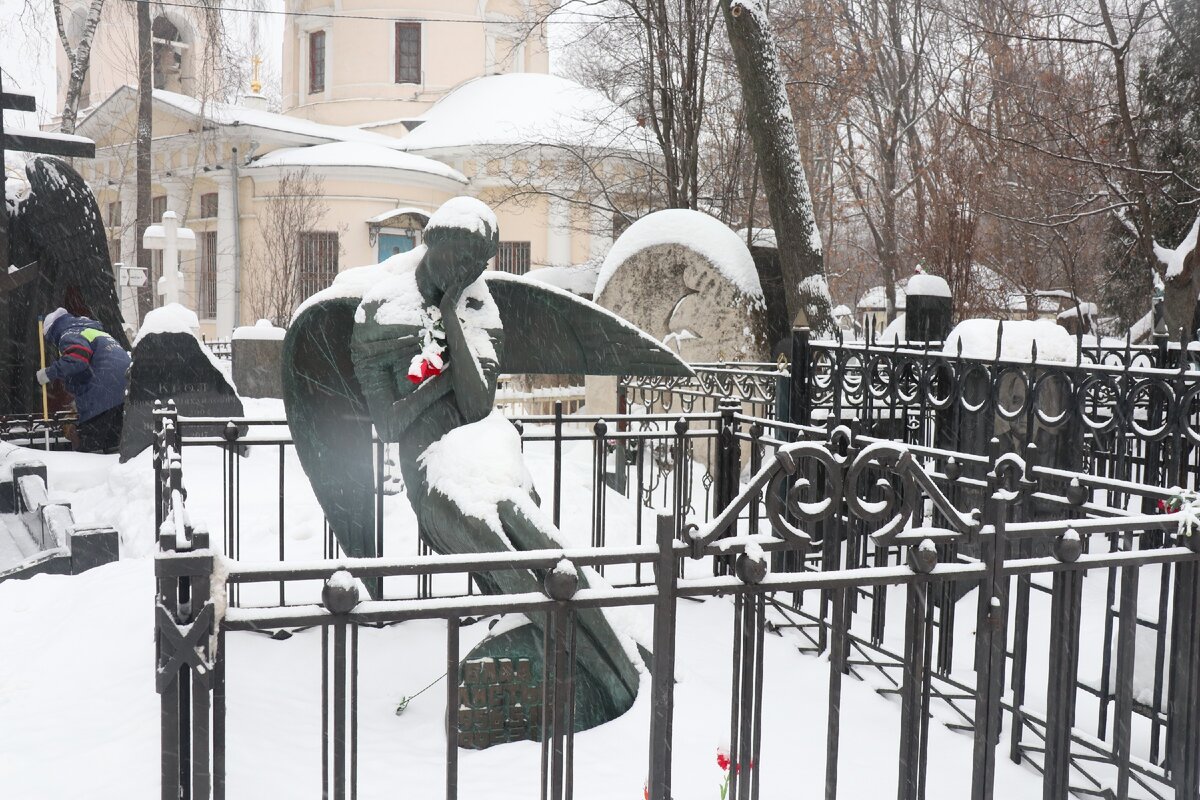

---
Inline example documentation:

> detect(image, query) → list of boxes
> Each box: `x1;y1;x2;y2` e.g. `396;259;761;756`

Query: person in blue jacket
36;308;131;453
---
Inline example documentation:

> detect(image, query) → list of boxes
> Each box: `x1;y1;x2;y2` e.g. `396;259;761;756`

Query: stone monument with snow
586;210;768;414
282;197;692;738
119;304;244;462
904;270;952;342
232;320;286;398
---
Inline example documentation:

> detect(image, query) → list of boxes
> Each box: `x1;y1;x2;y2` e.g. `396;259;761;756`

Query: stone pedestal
232;321;285;398
904;273;952;342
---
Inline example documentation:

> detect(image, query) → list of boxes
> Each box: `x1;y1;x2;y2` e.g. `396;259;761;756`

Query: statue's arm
440;294;498;423
389;368;454;435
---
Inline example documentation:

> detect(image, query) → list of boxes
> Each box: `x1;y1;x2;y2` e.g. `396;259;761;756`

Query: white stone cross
142;210;196;306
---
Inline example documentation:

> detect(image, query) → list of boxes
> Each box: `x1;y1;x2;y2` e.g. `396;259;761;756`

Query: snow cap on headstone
134;303;201;346
425;196;498;238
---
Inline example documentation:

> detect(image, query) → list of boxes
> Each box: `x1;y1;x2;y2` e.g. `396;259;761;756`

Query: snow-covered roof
248;142;466;183
366;206;432;225
1154;214;1200;279
832;304;853;317
858;284;906;311
1057;302;1098;320
595;209;763;299
79;86;412;151
397;73;650;154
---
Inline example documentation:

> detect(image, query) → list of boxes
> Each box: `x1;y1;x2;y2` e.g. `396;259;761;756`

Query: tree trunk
55;0;106;135
135;0;153;321
720;0;832;335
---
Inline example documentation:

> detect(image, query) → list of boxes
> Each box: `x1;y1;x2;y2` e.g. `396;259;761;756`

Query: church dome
397;73;649;155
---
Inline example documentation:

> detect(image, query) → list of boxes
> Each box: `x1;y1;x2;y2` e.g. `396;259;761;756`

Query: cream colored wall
281;0;551;127
238;169;460;321
55;1;220;116
475;190;551;269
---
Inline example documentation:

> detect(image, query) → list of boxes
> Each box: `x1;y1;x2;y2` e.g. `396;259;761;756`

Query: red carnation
717;747;730;771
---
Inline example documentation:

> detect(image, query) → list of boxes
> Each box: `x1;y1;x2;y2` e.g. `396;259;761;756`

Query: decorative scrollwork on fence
693;429;981;560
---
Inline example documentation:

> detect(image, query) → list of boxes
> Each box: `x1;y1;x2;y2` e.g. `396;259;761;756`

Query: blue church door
378;233;415;261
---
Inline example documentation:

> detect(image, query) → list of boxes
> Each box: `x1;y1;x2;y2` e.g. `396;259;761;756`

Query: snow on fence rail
151;400;1200;800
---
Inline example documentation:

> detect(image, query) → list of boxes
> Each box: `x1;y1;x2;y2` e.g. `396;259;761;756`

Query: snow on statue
282;196;692;732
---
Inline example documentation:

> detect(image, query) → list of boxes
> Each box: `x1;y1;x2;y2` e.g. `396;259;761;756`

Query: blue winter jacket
44;313;131;422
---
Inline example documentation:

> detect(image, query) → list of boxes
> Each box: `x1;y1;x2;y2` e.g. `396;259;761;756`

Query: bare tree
246;169;336;327
54;0;105;134
720;0;832;334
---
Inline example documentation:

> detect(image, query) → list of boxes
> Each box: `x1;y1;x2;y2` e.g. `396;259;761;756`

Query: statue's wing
282;297;378;566
21;157;129;349
483;272;693;376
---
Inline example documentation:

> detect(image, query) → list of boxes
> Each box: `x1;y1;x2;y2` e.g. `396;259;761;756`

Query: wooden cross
0;71;97;280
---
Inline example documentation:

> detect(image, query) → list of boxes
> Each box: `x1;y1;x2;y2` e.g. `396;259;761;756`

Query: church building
57;0;648;337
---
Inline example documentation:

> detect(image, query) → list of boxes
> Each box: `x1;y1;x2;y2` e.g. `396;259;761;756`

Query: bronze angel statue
283;196;692;728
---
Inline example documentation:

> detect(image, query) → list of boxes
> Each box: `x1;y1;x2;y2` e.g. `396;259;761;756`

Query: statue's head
421;197;500;293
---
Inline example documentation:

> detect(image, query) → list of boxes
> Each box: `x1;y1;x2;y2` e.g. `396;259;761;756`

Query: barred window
309;30;326;94
297;231;339;301
395;22;421;84
199;193;219;219
495;242;531;275
198;231;218;319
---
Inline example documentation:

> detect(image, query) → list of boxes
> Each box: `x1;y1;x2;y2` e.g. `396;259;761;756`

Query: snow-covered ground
0;401;1161;798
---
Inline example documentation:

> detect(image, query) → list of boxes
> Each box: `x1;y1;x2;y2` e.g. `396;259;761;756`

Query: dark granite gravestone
231;322;285;398
904;273;952;342
119;331;244;461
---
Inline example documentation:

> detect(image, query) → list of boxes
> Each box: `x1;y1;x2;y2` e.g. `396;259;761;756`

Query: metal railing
152;399;1200;800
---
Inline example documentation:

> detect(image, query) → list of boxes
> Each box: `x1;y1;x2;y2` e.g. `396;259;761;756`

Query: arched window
152;15;190;94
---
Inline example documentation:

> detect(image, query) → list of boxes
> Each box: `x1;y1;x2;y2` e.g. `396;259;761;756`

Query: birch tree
54;0;105;134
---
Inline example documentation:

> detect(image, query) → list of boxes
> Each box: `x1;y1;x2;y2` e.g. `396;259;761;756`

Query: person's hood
42;307;70;337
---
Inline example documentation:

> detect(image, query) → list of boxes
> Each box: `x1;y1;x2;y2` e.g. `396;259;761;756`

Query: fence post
647;512;679;800
1169;554;1200;796
553;400;563;529
1041;535;1083;799
714;399;742;576
789;327;811;428
156;525;216;800
971;451;1012;800
897;578;930;800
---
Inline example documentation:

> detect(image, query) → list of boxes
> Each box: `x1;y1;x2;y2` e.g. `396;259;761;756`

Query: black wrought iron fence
153;402;1200;800
151;401;721;606
0;412;76;450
